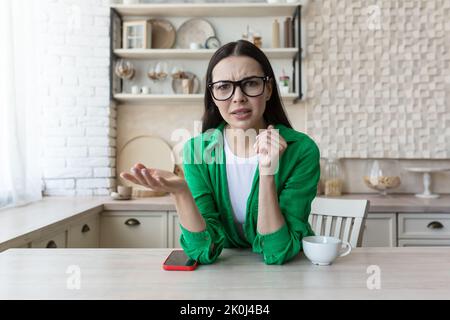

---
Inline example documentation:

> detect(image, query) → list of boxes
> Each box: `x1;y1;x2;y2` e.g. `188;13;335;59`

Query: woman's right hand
120;163;188;195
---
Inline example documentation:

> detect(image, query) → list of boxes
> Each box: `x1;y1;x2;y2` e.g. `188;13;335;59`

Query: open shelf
111;3;303;17
114;48;299;60
113;93;299;104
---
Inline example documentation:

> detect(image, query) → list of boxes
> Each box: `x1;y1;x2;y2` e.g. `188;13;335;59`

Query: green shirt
180;121;320;265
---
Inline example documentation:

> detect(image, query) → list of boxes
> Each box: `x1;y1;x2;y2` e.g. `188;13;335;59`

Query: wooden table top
1;247;449;300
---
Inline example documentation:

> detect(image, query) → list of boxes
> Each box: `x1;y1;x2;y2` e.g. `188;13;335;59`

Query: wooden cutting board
117;136;175;197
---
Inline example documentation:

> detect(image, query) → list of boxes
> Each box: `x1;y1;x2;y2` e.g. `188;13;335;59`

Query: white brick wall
39;0;116;196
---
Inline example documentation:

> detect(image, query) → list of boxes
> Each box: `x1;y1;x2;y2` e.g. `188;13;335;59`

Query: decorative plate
176;18;215;49
149;19;176;49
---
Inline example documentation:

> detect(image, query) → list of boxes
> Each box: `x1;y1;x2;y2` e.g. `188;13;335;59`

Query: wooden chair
308;197;370;247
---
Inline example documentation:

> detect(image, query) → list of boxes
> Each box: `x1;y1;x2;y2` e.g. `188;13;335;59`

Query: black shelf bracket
110;7;122;102
292;5;302;104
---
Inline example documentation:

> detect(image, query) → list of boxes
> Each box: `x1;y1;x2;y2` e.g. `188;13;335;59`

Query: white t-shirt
224;135;259;239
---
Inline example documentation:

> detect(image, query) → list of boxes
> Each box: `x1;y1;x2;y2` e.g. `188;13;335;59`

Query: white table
1;248;449;300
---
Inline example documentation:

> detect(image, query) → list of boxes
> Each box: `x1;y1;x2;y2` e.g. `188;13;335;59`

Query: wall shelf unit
110;2;303;104
113;93;299;105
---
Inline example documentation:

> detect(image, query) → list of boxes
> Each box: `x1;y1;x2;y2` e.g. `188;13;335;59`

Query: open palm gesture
120;163;188;195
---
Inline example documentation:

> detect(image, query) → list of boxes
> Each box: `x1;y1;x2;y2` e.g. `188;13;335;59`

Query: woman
121;40;320;265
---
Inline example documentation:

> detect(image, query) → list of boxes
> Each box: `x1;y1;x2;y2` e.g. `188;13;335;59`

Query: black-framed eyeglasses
208;76;270;101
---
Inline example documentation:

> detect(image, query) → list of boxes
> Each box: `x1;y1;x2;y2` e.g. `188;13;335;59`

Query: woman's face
210;56;272;130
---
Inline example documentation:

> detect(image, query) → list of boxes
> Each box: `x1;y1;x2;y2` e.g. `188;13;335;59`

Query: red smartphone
163;250;198;271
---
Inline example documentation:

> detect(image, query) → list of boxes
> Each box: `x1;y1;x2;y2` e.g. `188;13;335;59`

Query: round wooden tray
118;135;175;198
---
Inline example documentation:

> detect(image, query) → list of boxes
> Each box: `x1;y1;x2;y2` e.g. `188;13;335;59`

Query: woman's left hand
253;125;287;175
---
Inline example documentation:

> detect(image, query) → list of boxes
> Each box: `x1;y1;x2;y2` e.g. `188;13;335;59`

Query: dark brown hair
202;40;293;132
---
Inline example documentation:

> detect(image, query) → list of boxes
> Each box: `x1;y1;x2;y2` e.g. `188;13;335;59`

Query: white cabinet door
100;211;168;248
398;213;450;239
398;239;450;247
362;213;397;247
31;230;67;249
67;215;100;248
168;211;182;248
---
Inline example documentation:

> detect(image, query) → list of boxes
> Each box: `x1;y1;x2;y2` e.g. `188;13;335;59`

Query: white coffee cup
302;236;352;266
141;86;150;94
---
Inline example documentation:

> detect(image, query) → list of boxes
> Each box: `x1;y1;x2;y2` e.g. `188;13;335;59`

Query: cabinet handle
46;240;57;248
427;221;444;229
81;224;90;233
125;218;141;227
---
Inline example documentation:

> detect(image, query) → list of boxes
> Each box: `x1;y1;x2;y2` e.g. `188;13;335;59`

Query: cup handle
339;241;352;257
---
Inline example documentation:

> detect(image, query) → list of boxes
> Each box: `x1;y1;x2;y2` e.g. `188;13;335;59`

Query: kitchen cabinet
362;212;450;247
67;214;100;248
100;211;168;248
398;213;450;239
31;230;67;249
0;239;31;252
168;211;182;248
362;213;397;247
4;196;450;251
397;213;450;247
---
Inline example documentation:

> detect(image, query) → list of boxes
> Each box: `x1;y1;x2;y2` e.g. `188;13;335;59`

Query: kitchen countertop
1;194;449;249
327;193;450;213
1;247;449;300
107;193;450;213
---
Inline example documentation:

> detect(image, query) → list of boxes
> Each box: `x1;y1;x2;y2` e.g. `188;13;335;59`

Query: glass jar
115;59;135;80
363;160;401;196
323;157;344;197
